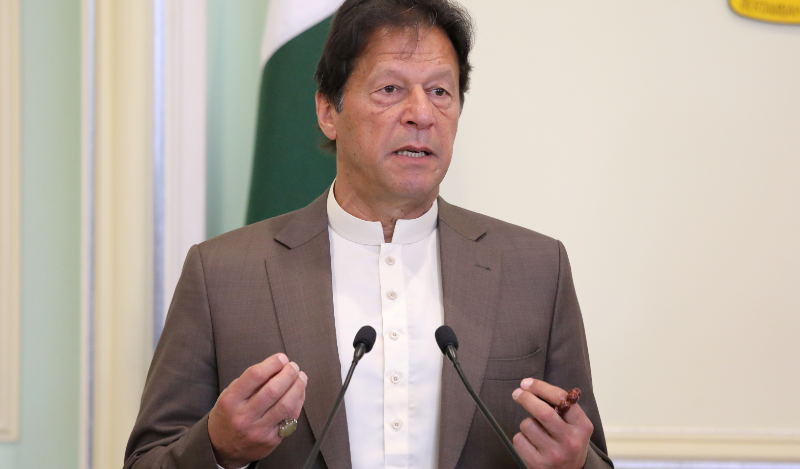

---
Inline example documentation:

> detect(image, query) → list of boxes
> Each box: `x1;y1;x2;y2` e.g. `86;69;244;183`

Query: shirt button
391;420;402;430
385;256;396;265
390;373;401;384
390;330;399;340
386;290;397;300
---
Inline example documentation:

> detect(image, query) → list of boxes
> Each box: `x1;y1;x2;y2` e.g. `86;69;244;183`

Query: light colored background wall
447;0;800;459
0;0;82;466
2;0;797;465
206;0;269;239
208;0;800;460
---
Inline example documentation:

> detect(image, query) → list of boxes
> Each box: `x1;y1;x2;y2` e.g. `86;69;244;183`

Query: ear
316;92;338;142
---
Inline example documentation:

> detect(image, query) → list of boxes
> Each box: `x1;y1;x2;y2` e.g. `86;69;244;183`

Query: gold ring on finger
278;418;298;438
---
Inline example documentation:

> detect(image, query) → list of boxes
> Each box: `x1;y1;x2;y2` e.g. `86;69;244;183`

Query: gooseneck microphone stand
302;326;376;469
435;325;528;469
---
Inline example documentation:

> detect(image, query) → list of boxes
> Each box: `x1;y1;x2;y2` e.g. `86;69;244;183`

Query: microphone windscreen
353;325;377;353
435;325;459;355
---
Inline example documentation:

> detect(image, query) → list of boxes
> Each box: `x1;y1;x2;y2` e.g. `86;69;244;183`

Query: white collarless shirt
327;186;444;469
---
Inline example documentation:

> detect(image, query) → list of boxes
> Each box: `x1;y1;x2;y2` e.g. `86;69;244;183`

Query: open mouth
395;150;430;158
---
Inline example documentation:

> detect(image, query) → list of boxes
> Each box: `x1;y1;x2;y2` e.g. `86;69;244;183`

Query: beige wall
445;0;800;460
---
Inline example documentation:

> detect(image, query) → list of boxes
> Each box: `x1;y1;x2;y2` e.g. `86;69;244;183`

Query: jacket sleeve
123;244;221;468
543;241;614;469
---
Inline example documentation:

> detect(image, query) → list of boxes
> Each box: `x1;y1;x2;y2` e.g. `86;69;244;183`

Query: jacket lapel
437;198;502;469
264;193;501;469
264;191;352;469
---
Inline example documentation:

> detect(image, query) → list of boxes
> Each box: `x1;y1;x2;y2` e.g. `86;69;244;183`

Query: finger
520;378;568;407
227;353;290;401
246;361;300;415
260;371;308;426
512;431;541;468
513;388;568;440
287;372;308;419
518;416;553;450
561;401;590;428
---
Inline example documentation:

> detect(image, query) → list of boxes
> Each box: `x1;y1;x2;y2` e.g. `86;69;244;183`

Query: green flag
246;0;342;224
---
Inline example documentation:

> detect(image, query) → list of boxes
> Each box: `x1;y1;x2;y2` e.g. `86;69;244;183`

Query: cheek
360;113;397;149
437;103;459;128
440;114;460;151
439;153;453;176
338;117;371;153
447;108;460;132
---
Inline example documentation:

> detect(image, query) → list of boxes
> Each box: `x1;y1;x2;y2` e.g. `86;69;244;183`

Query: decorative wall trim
81;0;207;466
159;0;207;342
615;460;800;469
0;0;22;444
79;0;97;466
82;0;206;469
607;427;800;460
92;1;154;467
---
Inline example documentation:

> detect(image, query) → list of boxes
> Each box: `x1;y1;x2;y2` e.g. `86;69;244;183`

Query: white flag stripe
260;0;344;66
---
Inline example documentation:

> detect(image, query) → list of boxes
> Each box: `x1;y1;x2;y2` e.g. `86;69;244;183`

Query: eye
432;88;448;97
382;85;397;93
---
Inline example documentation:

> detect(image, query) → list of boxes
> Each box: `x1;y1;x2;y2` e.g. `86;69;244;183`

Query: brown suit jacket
124;191;613;469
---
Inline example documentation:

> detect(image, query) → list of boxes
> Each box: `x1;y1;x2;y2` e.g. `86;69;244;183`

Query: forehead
354;26;458;78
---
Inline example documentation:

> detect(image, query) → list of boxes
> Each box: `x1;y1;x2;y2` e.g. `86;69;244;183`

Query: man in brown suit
125;1;613;468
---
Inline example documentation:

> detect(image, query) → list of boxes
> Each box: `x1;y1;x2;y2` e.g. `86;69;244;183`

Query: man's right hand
208;353;308;469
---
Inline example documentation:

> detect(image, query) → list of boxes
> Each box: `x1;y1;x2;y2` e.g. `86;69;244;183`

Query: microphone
435;326;528;469
302;325;376;469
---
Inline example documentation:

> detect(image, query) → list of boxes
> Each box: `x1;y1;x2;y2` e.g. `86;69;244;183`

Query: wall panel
92;1;154;466
0;0;22;443
449;0;800;460
1;0;82;466
86;1;208;466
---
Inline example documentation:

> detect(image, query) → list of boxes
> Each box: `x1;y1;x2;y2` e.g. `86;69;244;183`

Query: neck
333;180;437;243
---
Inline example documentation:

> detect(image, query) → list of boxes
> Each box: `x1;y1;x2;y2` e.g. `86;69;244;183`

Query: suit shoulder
441;203;567;280
442;202;561;251
195;210;298;261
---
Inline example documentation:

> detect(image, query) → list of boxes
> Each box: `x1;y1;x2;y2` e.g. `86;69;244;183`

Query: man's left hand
511;378;594;469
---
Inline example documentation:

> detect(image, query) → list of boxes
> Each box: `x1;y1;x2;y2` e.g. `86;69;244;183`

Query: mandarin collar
326;183;438;246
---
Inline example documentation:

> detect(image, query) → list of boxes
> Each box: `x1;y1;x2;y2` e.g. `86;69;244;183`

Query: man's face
318;26;461;203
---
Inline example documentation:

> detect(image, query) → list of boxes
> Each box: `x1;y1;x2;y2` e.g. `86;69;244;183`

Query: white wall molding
160;0;207;337
79;0;96;465
607;427;800;460
91;1;154;467
0;0;22;443
80;0;207;466
615;461;800;469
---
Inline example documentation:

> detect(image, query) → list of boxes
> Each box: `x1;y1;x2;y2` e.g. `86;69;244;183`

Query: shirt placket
379;242;409;468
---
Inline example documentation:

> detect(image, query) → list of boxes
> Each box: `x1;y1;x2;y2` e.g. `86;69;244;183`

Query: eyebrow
369;65;457;85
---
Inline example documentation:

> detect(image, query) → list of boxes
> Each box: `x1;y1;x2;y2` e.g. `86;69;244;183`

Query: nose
402;86;435;129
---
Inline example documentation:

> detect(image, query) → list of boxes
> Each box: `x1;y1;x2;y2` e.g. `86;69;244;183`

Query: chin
387;178;440;200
